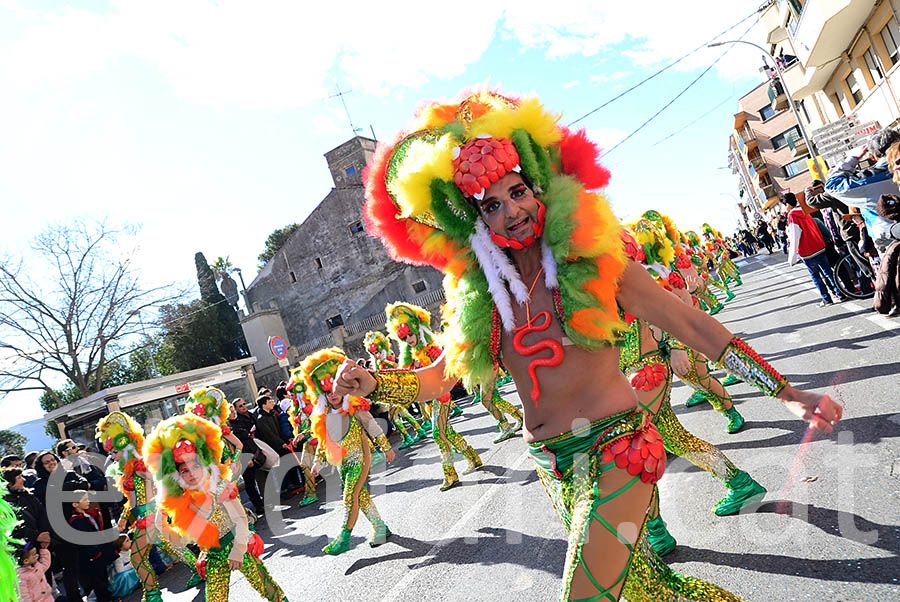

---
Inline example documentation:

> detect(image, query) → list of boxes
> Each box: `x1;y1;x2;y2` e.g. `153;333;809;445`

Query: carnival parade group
1;90;844;602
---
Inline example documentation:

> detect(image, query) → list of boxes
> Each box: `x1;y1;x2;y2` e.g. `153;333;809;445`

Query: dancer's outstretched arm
332;354;454;403
617;260;842;432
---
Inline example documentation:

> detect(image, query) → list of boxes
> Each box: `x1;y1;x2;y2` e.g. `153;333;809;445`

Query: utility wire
567;1;771;127
650;93;736;147
599;17;758;159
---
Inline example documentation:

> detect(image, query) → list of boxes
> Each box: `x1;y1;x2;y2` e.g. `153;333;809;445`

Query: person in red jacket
784;192;847;306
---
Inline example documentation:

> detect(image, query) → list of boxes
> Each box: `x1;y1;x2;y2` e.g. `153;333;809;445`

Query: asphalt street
134;251;899;602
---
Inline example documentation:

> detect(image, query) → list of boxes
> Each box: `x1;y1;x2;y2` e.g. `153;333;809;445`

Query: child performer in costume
364;330;425;448
95;412;202;602
635;215;745;431
299;348;395;555
386;302;482;490
144;414;287;602
332;89;841;602
702;223;742;286
684;229;735;304
286;369;320;507
184;388;244;476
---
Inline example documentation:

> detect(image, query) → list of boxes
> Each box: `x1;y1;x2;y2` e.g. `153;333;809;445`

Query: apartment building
728;79;815;223
760;0;900;161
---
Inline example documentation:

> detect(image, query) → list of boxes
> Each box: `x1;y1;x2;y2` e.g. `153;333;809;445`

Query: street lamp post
709;40;826;182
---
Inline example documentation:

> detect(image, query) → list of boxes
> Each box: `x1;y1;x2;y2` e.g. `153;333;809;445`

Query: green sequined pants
432;399;480;481
202;543;285;602
339;454;382;533
388;405;421;438
530;412;742;602
479;385;523;428
677;350;732;413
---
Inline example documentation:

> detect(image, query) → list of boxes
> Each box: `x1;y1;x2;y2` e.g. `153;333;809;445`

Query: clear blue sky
0;0;769;430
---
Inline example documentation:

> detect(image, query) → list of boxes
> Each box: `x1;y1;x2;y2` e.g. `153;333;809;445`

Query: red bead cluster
552;288;567;326
248;532;264;557
453;137;520;197
368;342;378;353
733;337;784;381
601;423;666;484
490;306;502;370
675;254;692;269
396;323;410;339
172;440;197;464
629;363;667;391
195;558;207;580
221;425;231;436
425;344;441;360
134;516;149;530
122;475;134;492
668;271;686;289
191;404;206;417
621;231;646;262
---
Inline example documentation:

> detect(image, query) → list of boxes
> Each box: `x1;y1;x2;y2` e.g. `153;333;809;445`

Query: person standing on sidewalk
784;192;847;306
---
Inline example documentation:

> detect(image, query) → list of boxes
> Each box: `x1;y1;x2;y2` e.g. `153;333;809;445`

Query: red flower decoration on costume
134;516;149;530
425;345;441;361
601;423;666;484
675;254;692;269
248;532;264;557
395;323;410;339
668;271;686;289
629;364;667;391
196;558;207;580
309;437;319;447
318;375;334;392
452;137;520;198
103;437;114;453
191;404;206;417
134;460;147;473
387;354;396;363
218;482;239;502
221;425;232;437
172;440;197;464
621;231;646;262
122;475;134;492
368;342;378;353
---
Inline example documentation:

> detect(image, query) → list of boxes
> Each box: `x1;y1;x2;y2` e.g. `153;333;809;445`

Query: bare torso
500;280;638;443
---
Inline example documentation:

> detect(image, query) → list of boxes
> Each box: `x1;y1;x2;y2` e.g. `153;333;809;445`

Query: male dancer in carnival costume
299;348;395;555
637;213;746;432
386;302;482;490
620;222;766;556
364;330;425;448
285;369;321;507
332;90;841;601
95;412;203;602
144;413;287;602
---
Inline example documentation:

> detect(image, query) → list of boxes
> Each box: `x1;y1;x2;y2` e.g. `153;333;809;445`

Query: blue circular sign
269;336;287;359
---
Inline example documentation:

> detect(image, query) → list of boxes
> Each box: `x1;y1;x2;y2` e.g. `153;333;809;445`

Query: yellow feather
468;96;561;148
389;134;455;218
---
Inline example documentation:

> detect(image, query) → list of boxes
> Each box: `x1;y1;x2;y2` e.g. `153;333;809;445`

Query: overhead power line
598;16;759;159
650;93;736;147
567;1;771;128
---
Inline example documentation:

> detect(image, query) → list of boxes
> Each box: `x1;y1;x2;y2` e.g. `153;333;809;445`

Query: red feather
363;138;431;266
558;128;611;190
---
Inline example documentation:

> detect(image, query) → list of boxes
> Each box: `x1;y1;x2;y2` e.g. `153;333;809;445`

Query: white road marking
750;257;900;333
377;449;532;602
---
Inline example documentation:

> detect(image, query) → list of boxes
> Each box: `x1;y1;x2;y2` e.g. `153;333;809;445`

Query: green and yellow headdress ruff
184;387;229;426
364;88;627;390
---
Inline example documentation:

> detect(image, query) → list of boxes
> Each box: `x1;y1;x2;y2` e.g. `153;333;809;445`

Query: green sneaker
371;451;385;466
399;433;416;449
323;528;353;555
415;427;427;441
685;390;707;408
450;405;463;418
708;303;724;315
369;520;392;547
645;515;677;556
299;495;318;507
724;407;745;434
725;290;736;301
185;571;204;588
146;589;165;602
714;471;766;516
722;374;741;386
734;278;743;286
492;423;517;444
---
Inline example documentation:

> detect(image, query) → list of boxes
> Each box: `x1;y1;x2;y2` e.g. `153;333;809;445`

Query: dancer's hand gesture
333;359;376;399
385;449;396;463
778;386;843;433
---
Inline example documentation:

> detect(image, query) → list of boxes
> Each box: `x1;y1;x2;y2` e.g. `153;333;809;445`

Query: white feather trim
314;394;328;415
469;223;516;331
341;395;350;413
541;241;559;288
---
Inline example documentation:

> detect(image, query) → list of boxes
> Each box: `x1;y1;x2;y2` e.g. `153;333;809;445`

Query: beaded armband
373;434;391;453
369;370;420;405
715;336;787;397
668;338;689;352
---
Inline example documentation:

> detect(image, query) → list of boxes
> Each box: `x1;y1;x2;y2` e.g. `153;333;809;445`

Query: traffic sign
268;336;288;359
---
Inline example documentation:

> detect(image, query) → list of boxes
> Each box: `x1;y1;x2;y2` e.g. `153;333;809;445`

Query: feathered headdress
184;387;229;427
625;219;685;291
96;412;146;487
364;88;626;390
385;302;433;347
298;347;370;465
364;330;391;356
143;413;230;549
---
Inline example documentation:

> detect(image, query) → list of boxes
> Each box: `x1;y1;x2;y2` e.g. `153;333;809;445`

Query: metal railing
342;287;447;337
295;332;335;356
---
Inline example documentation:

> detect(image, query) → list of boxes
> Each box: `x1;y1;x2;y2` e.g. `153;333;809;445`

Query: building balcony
762;184;778;199
769;79;789;111
760;2;788;44
790;0;877;69
787;131;808;157
750;157;767;172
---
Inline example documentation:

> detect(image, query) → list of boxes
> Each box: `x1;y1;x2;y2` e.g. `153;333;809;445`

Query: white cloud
585;127;630;151
563;79;580;89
